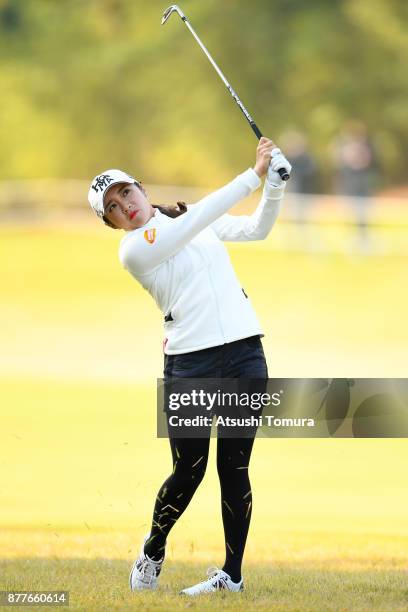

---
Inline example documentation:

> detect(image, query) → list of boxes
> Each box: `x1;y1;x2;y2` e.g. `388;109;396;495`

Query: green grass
1;556;408;611
1;225;408;381
1;226;408;610
1;377;408;610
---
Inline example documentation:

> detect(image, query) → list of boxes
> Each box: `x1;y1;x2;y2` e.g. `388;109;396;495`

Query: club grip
251;122;290;181
278;168;290;181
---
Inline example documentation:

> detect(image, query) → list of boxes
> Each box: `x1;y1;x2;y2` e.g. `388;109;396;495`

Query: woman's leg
216;434;257;582
216;335;268;581
144;349;218;560
144;435;211;560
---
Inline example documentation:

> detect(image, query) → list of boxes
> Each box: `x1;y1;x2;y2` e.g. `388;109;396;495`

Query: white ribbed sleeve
210;179;285;241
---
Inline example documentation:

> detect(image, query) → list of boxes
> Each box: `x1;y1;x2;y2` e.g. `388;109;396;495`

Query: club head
161;5;186;25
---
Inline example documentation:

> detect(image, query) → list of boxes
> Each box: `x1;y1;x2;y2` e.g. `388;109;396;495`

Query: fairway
1;226;408;610
1;0;408;607
2;224;408;381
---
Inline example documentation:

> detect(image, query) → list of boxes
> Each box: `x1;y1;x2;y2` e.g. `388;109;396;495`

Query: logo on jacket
144;228;157;244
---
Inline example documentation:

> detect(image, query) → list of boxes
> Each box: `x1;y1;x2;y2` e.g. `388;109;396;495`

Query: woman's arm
120;168;261;275
210;145;292;242
210;180;285;242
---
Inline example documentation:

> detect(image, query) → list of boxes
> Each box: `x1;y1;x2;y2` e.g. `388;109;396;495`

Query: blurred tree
0;0;407;190
0;1;21;31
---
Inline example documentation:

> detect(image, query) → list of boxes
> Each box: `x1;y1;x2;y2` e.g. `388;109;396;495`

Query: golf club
161;5;290;181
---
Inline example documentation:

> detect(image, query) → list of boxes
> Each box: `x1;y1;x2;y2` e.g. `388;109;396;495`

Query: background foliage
0;0;407;189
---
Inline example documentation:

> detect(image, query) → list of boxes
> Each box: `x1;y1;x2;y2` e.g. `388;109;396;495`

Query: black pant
144;336;268;582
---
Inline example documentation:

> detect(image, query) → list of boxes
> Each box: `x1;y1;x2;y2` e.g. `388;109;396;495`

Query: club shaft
167;8;289;181
182;17;259;130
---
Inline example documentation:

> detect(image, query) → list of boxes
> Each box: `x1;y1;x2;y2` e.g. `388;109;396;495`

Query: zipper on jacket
207;267;226;343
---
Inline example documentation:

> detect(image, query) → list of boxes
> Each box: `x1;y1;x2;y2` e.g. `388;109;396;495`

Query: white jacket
119;168;285;354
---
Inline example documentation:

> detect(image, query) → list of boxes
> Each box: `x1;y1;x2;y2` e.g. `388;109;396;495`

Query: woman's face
103;182;154;230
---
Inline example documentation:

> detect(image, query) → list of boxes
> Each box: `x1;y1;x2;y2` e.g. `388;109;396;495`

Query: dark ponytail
152;202;187;218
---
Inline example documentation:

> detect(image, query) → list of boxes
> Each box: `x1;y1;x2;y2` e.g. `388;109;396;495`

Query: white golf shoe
129;533;165;591
180;566;244;596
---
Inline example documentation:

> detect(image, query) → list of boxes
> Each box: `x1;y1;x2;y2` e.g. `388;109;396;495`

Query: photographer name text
168;415;315;428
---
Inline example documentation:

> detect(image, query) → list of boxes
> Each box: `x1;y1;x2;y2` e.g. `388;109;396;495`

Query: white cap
88;169;137;219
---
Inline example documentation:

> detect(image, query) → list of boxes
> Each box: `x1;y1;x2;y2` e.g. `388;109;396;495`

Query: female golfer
88;137;291;596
